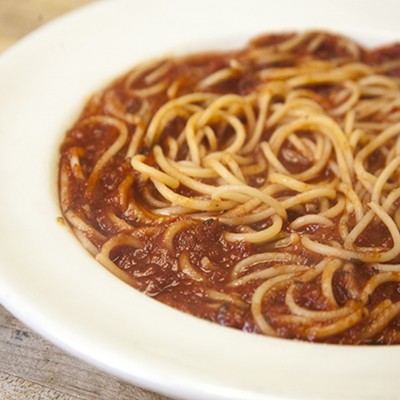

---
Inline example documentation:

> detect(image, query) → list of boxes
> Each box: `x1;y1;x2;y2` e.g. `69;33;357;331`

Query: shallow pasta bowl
0;0;400;399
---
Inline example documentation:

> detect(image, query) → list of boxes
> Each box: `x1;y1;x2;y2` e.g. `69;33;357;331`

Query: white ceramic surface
1;1;400;399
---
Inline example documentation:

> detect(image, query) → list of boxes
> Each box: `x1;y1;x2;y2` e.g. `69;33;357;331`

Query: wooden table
0;1;170;399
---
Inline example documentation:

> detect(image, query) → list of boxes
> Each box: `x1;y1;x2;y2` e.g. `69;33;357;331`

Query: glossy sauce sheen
59;32;400;344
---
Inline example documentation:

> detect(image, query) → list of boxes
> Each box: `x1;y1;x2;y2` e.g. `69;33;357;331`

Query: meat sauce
59;31;400;344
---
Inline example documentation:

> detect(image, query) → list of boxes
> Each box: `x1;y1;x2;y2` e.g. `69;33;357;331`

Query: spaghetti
58;31;400;344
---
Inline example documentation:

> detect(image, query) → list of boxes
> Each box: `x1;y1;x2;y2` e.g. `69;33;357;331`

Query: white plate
1;0;400;399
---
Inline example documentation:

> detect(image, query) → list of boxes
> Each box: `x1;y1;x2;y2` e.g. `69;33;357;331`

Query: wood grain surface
0;1;171;399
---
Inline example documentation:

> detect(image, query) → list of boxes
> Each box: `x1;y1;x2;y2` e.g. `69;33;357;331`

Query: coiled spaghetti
59;31;400;344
